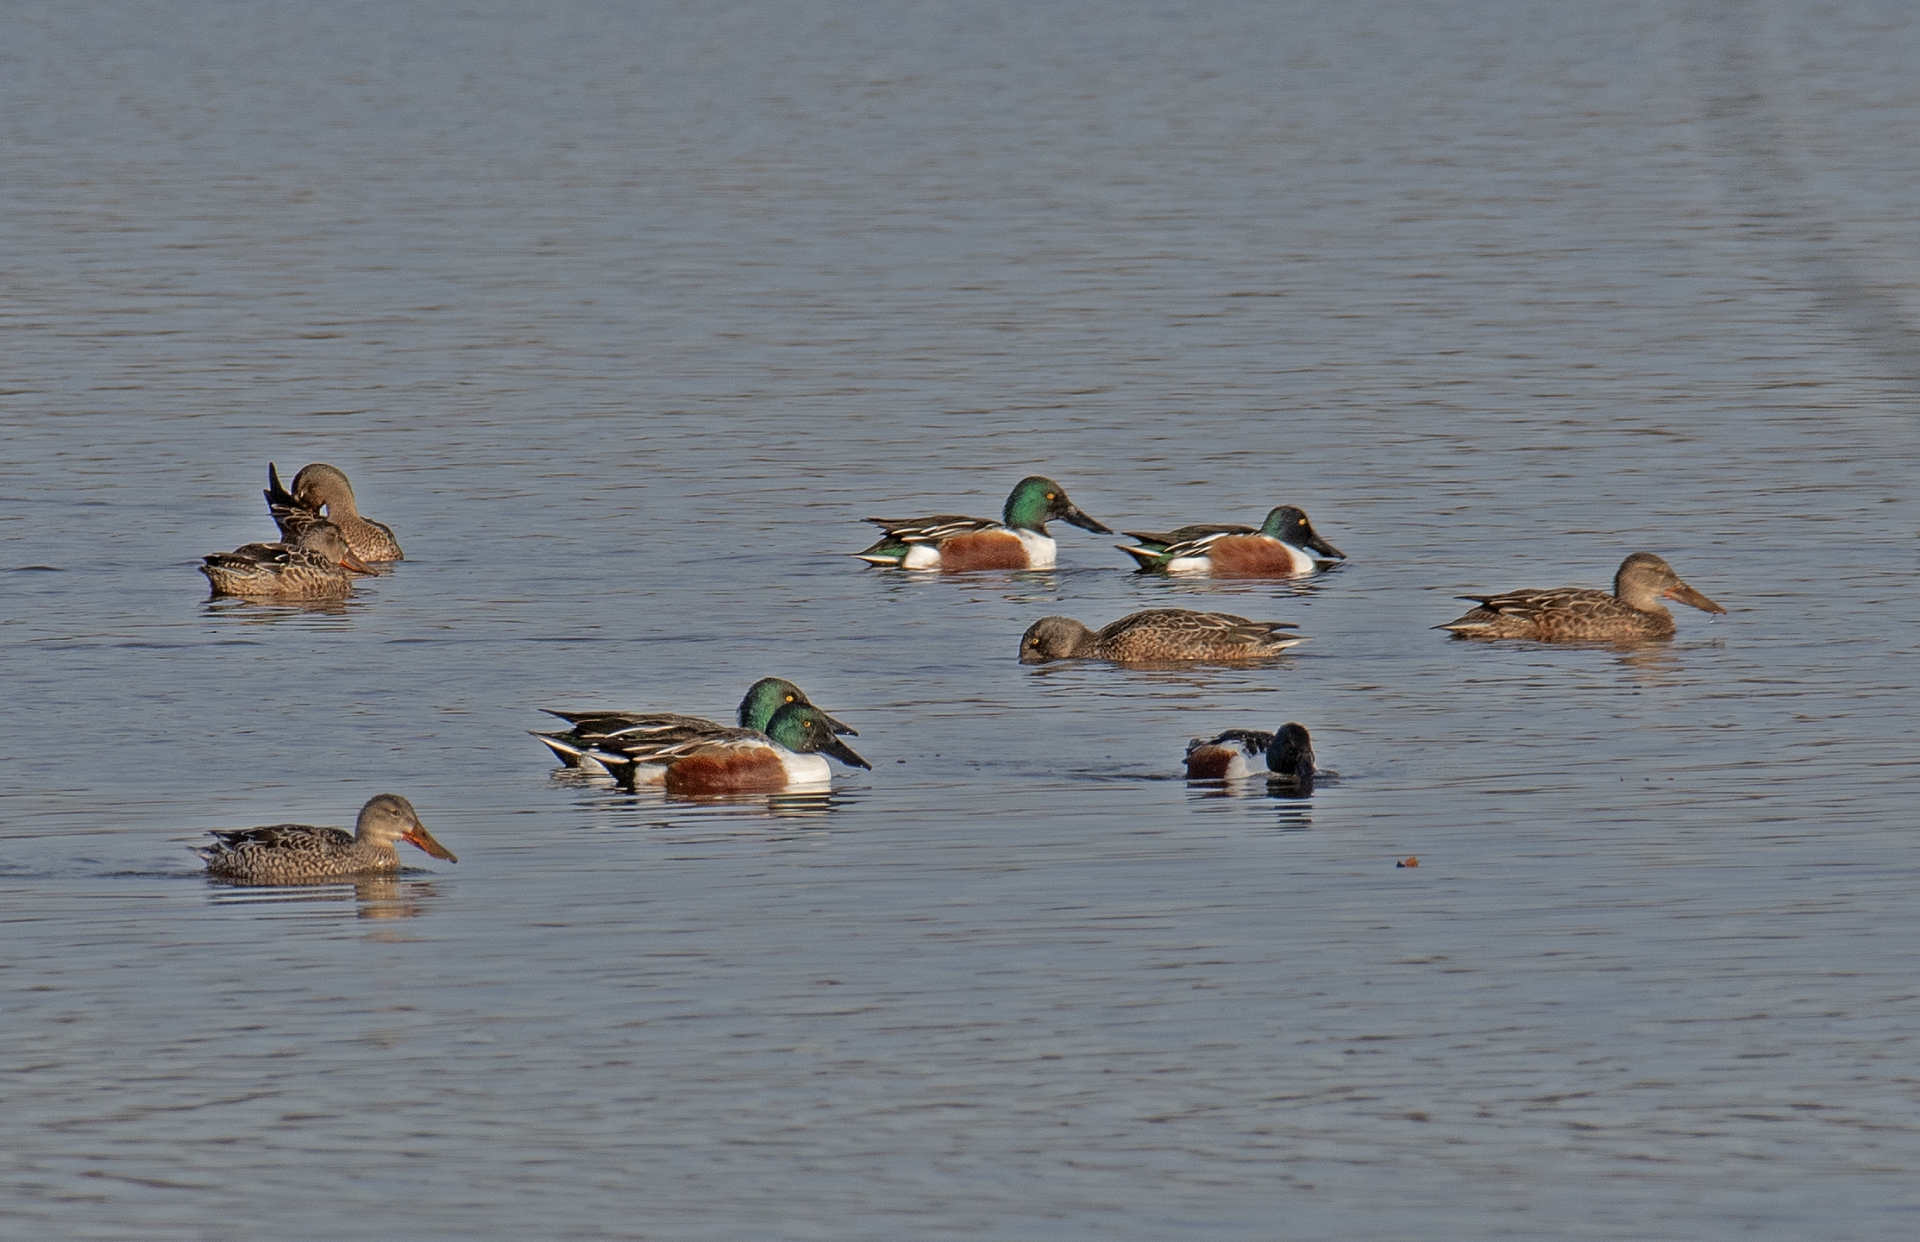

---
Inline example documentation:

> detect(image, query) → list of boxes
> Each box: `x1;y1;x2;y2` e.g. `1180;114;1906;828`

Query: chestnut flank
1203;535;1302;577
938;531;1030;571
664;748;790;794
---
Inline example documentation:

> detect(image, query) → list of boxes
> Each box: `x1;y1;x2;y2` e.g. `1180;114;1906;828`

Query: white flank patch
1014;529;1056;569
901;543;943;570
1164;555;1211;575
779;752;834;785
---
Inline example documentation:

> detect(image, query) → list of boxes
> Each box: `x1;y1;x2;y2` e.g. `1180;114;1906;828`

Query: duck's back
198;824;365;881
1096;610;1300;661
1448;586;1672;641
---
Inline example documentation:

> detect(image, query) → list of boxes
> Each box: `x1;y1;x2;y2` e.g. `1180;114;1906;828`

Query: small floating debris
1396;856;1418;868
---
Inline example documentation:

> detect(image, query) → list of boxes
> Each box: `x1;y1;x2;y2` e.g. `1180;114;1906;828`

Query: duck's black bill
1063;506;1114;535
824;736;872;770
1302;529;1346;561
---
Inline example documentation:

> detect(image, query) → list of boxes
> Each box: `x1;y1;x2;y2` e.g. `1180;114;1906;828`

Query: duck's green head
764;703;872;770
1002;476;1113;535
1257;506;1345;561
736;678;858;735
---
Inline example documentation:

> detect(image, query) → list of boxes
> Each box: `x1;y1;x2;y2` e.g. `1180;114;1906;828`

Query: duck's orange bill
404;823;458;862
339;548;376;576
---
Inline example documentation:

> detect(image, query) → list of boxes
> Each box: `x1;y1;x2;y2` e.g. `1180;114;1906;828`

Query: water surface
3;2;1917;1239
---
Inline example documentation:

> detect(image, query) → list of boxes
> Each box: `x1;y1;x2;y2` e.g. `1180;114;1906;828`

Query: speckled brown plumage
1438;552;1726;642
1019;609;1307;664
199;523;372;599
266;462;404;562
197;794;456;883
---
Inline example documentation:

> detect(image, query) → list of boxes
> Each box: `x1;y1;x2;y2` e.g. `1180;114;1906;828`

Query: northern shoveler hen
1116;506;1346;576
588;702;871;793
1184;723;1316;794
199;523;373;599
197;794;456;882
854;475;1113;571
266;462;404;562
1437;552;1727;642
531;677;856;771
1018;609;1307;664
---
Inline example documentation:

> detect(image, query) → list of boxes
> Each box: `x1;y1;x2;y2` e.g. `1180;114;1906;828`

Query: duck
265;462;404;562
1437;552;1726;642
531;677;857;771
854;475;1113;571
199;523;373;599
587;702;872;793
1018;608;1307;664
1116;505;1346;576
1184;723;1316;794
197;794;456;882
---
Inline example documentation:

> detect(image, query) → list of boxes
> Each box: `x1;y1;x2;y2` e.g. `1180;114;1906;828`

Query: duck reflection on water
205;876;442;920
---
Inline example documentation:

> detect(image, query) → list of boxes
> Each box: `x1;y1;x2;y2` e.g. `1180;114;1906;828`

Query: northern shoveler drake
588;702;871;793
266;462;404;562
1184;723;1316;794
1018;608;1308;664
1437;552;1727;643
199;523;374;599
1116;505;1346;576
854;475;1113;571
531;677;856;772
197;794;456;882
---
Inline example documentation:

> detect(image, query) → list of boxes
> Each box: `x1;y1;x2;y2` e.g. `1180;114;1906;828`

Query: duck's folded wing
862;514;998;543
1123;523;1253;554
1466;586;1603;616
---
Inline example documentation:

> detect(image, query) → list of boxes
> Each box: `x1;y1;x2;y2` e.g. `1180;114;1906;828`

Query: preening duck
1184;723;1317;795
265;462;404;562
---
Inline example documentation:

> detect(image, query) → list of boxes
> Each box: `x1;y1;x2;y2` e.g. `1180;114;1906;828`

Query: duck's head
296;523;374;575
1018;615;1097;664
1259;506;1345;561
737;677;857;736
1003;476;1112;535
1615;553;1725;615
764;703;871;770
355;794;458;862
292;463;360;518
1266;723;1316;788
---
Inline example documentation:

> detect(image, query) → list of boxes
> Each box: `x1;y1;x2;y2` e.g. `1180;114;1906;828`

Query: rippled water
4;2;1918;1238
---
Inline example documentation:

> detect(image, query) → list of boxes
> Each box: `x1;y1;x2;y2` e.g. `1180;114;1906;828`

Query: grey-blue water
3;2;1917;1238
